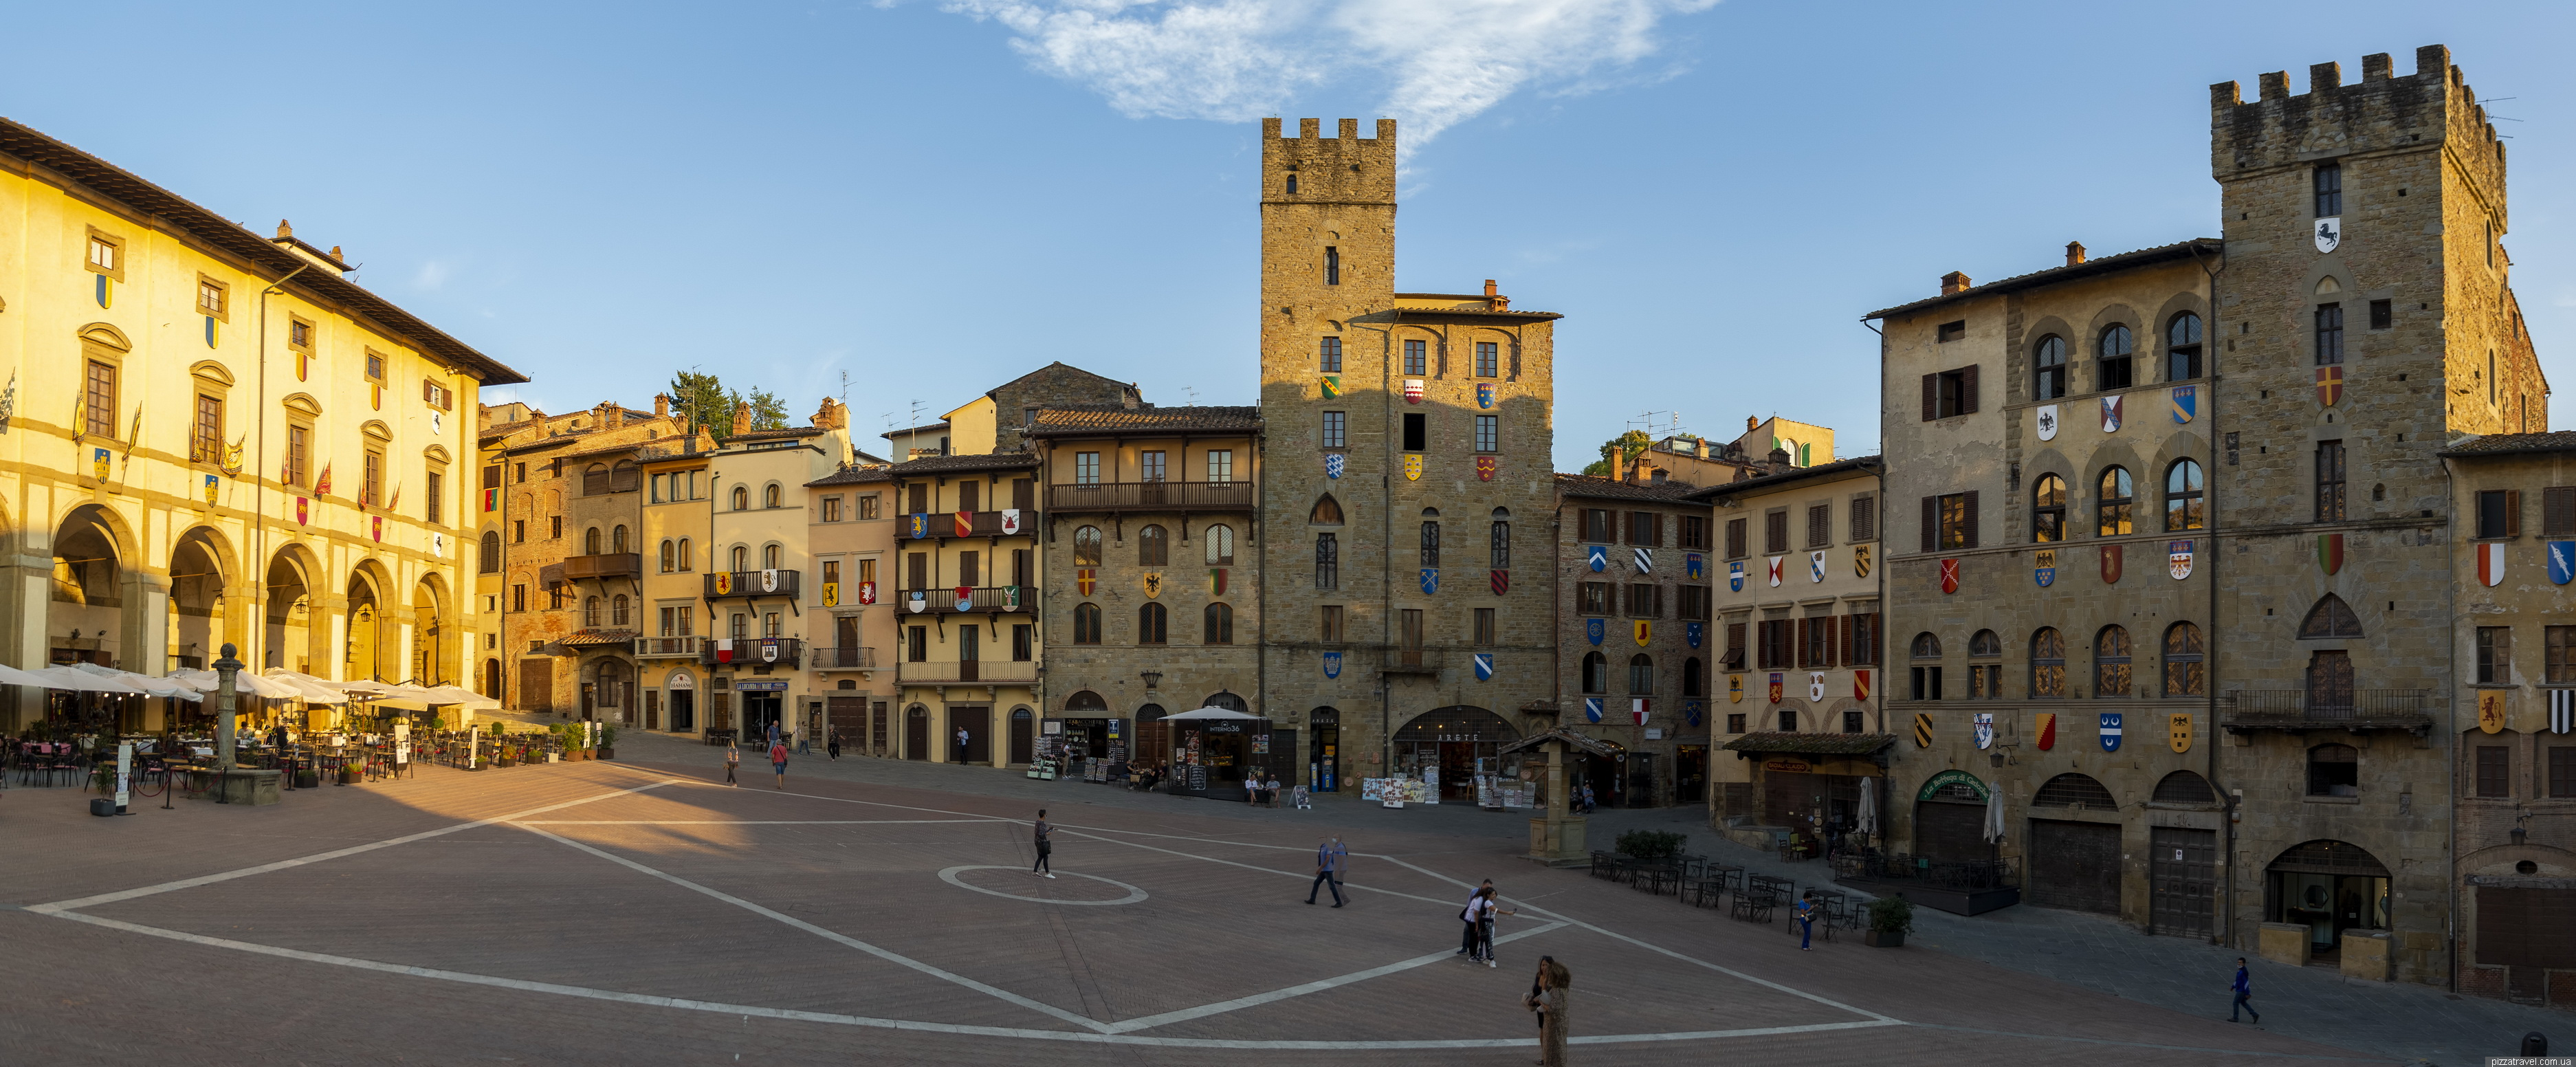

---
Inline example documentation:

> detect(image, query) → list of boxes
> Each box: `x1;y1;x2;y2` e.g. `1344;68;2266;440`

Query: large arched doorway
2267;839;2391;966
345;571;384;681
1911;771;1995;865
264;546;320;672
2027;773;2121;914
904;705;931;760
1393;706;1518;804
166;526;232;672
590;657;632;723
411;575;448;684
49;505;125;668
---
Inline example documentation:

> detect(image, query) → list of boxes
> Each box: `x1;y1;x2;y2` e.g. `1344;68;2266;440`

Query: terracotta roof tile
2439;431;2576;458
1862;239;2223;322
1720;732;1898;756
1554;473;1704;502
805;465;895;487
1026;405;1263;436
885;452;1042;476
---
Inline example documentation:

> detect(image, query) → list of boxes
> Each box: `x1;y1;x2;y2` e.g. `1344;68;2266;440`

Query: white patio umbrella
172;668;302;701
28;666;150;694
69;663;205;701
1856;776;1878;837
1160;707;1264;721
261;670;351;705
1981;784;2008;844
419;685;500;710
0;663;62;688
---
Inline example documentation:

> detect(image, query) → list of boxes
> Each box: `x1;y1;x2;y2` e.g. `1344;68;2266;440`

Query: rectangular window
192;395;223;463
1583;509;1614;543
957;481;981;513
822;561;841;588
1474;415;1498;452
423;380;453;410
197;276;228;318
1725;517;1747;558
2313;162;2342;217
1764;510;1788;554
362;450;384;509
513;519;525;543
1757;619;1792;670
1806;504;1831;548
1475;342;1498;377
364;352;386;384
550;515;562;540
1726;713;1746;734
2369;299;2392;330
425;470;443;524
822;496;843;522
1319;604;1345;644
957;550;980;588
1579;582;1611;615
1724;622;1747;670
2477;489;2521;539
1207;450;1233;483
907;626;928;662
2478;746;2511;799
1678;516;1710;551
2544;487;2576;537
1628;512;1660;547
1319;337;1342;373
2315;442;2346;522
1911;665;1944;702
1936;492;1974;550
1024;407;1039;428
1404;339;1427;376
907;483;928;514
85;360;118;438
764;613;782;638
1011;549;1029;586
1075;452;1100;485
2478;626;2513;685
2553;747;2576;799
2549;626;2575;685
1314;533;1339;590
1849;496;1876;542
87;232;120;274
859;494;881;520
906;552;927;590
1013;624;1033;661
1677;585;1711;621
1800;617;1835;668
511;584;525;613
1849;613;1883;666
1402;412;1426;452
1921;366;1977;420
1138;450;1167;483
2315;304;2344;365
1321;411;1346;449
1323;246;1339;285
1937;320;1966;343
1473;608;1497;646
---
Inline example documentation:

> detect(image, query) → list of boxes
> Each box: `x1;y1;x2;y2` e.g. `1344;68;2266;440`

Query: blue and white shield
1583;698;1604;723
1585;618;1605;646
1682;700;1704;727
2551;542;2575;586
1325;452;1345;479
1420;568;1439;595
1633;547;1653;574
1685;622;1704;649
1473;652;1494;681
1323;651;1342;679
1728;560;1744;592
2099;712;2124;753
1685;553;1704;580
1476;382;1495;409
1587;545;1607;573
1973;712;1994;750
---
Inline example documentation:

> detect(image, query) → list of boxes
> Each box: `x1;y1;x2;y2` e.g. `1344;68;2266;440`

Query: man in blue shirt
1306;836;1347;907
2230;958;2260;1023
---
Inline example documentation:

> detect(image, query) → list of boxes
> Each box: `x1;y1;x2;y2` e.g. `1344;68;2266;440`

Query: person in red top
769;738;790;789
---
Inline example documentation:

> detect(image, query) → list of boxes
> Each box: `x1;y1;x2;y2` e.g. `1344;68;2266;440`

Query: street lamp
214;642;243;774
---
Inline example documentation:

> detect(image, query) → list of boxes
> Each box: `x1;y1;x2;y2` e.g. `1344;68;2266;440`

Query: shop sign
1917;769;1988;802
737;680;789;692
1761;758;1811;774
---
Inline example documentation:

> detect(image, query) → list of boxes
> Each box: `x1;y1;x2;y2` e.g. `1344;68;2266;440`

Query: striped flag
2553;690;2573;736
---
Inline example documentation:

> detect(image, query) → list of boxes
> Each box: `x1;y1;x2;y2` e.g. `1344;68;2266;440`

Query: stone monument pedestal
189;768;282;806
1528;815;1589;866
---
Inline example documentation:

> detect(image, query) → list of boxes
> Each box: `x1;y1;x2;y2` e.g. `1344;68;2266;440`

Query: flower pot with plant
1864;895;1913;947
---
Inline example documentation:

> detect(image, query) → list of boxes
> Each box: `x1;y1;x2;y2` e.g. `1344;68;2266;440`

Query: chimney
731;401;751;437
2065;241;2087;266
1746;415;1759;432
329;245;345;263
1768;446;1792;472
1649;469;1668;485
653;393;670;419
1940;271;1972;295
275;219;293;239
812;397;847;430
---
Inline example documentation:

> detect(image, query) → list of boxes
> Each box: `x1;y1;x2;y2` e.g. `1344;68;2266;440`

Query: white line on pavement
1101;921;1568;1033
516;820;1006;825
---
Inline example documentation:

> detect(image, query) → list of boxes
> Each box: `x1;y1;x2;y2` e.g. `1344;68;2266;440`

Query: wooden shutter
1963;490;1981;548
1921;497;1937;553
1840;615;1855;666
2507;490;2523;537
2544;487;2576;537
1961;365;1980;413
1922;373;1939;421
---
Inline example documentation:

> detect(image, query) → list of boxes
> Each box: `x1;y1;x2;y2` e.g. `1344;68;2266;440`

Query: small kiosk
1156;707;1283;801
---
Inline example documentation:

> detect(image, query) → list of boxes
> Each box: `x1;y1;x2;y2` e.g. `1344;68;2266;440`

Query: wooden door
2029;820;2122;914
956;707;991;764
1913;800;1990;864
2149;826;2216;938
519;659;553;712
905;707;928;760
828;696;865;747
1009;710;1034;765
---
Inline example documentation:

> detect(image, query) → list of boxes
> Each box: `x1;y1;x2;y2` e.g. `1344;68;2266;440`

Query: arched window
583;463;610;495
730;545;748;572
1073;525;1103;566
612;525;629;553
2162;622;2205;696
1203;602;1233;644
659;540;675;573
1314;534;1339;590
2034;773;2117;809
1420;518;1440;567
762;544;780;570
1909;632;1943;701
2032;474;2066;542
1682;657;1705;697
1204;524;1235;566
611;594;630;626
1967;628;2002;699
1581;652;1607;694
1490;509;1511;569
2166;311;2203;381
1137;602;1168;645
677;538;692;572
584;596;602;627
2094;625;2132;698
584;527;603;554
2031;628;2067;698
480;531;500;573
2034;335;2068;399
1072;603;1101;645
2097;467;2133;536
609;459;640;492
1310;494;1343;525
1969;629;2002;657
1911;632;1942;659
2164;459;2204;531
2298;594;2363;638
2307;744;2359;797
1138;525;1168;566
764;484;782;508
731;485;749;511
2153;770;2219;805
2098;324;2134;390
1629;654;1655;694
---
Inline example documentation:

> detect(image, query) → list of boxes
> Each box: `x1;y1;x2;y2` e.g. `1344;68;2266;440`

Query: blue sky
5;1;2570;470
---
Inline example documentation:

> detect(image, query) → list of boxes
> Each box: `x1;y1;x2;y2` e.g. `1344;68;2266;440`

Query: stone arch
188;359;236;386
166;525;238;670
263;542;326;672
2263;839;2392;950
2032;772;2118;811
49;503;134;669
412;571;451;684
2298;593;2364;639
78;322;133;352
2151;770;2220;806
1063;690;1108;714
1308;494;1343;525
345;558;397;681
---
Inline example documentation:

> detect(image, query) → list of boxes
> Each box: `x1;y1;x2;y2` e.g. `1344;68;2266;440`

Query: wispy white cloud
939;0;1717;146
413;258;453;292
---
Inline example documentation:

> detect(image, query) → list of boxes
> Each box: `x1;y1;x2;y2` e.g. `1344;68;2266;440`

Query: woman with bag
1522;956;1570;1066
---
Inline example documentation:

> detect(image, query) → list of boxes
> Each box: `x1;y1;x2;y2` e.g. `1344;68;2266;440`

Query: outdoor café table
1747;874;1793;910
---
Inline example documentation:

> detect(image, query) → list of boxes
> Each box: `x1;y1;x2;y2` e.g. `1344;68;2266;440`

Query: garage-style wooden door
2029;820;2122;914
1913;800;1990;864
2149;826;2216;938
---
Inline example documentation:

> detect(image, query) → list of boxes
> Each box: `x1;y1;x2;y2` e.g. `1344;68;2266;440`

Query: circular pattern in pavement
936;865;1149;905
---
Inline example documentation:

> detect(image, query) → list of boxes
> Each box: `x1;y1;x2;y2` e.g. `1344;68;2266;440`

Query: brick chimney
2065;241;2087;266
1940;271;1972;295
731;401;751;437
1769;446;1792;471
599;401;621;427
653;393;670;419
1485;278;1508;311
811;397;847;430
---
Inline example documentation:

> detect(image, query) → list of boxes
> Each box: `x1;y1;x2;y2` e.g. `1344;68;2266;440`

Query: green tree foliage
1580;430;1653;477
743;387;790;431
666;370;792;435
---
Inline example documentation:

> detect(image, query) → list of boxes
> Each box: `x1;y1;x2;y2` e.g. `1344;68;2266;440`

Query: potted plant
598;725;617;762
1864;895;1913;948
1614;830;1687;861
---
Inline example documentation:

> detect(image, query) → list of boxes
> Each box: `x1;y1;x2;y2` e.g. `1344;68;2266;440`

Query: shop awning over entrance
1720;732;1897;759
1497;727;1622;760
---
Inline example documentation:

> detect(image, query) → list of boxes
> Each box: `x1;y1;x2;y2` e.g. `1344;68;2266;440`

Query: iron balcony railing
890;586;1031;614
703;569;802;600
564;553;643;581
1046;481;1255;512
810;646;879;669
897;511;1034;540
895;659;1039;684
633;635;703;659
2220;688;2436;726
698;638;803;668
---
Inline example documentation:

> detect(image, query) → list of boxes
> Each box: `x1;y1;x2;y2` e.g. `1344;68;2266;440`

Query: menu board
1187;764;1208;790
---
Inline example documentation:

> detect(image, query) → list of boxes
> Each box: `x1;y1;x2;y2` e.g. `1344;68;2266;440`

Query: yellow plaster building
700;400;856;740
636;439;715;732
0;118;522;727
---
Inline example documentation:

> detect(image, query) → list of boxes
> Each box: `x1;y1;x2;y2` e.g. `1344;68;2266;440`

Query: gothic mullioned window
2097;324;2134;390
2097;467;2133;536
2032;474;2066;542
2165;459;2204;531
2033;335;2068;399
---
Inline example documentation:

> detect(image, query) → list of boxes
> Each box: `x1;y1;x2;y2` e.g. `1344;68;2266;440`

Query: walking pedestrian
827;732;841;760
1031;809;1055;877
766;719;780;747
1305;835;1347;906
797;726;811;755
1796;891;1816;950
2230;958;2260;1023
1459;879;1495;956
1521;956;1570;1067
724;740;740;786
769;736;790;789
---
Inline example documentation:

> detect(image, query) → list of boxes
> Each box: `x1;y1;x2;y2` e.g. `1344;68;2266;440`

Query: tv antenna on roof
1627;410;1686;439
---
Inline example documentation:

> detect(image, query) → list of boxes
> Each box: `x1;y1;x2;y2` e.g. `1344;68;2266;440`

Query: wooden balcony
1380;648;1442;677
563;553;642;581
633;635;703;659
1046;481;1254;513
703;569;802;600
896;659;1038;684
2219;688;2436;733
699;638;803;668
890;586;1030;615
899;511;1033;540
811;646;879;669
